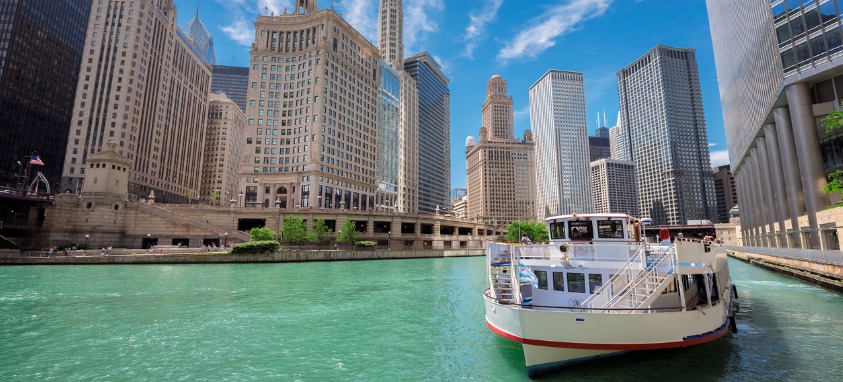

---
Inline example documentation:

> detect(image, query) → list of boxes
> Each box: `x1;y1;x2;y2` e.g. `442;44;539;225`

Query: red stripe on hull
486;318;729;351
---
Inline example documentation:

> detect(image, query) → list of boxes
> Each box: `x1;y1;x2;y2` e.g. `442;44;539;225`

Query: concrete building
452;196;467;219
706;0;843;249
712;164;737;224
60;0;212;204
376;61;401;212
182;8;215;65
211;65;249;112
608;114;628;161
378;0;404;71
202;93;245;206
466;75;536;227
591;158;639;217
617;45;717;225
530;70;592;219
240;4;380;211
0;0;91;189
405;52;451;215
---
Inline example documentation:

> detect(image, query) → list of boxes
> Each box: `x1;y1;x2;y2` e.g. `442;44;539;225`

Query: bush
231;240;279;254
250;226;277;241
354;240;377;248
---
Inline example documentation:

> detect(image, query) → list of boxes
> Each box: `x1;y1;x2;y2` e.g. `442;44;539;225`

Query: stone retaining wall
728;250;843;292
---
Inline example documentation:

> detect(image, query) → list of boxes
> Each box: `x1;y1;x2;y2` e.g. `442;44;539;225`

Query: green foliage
280;216;308;245
824;106;843;133
250;226;277;242
231;240;279;254
210;189;220;202
824;170;843;196
354;240;377;248
187;189;196;203
308;219;332;245
504;220;550;243
337;220;359;245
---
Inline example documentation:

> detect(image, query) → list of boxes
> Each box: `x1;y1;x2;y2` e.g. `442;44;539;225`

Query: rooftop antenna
603;110;607;128
195;0;199;17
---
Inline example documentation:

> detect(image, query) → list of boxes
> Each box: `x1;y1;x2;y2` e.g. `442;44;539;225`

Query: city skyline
173;0;729;189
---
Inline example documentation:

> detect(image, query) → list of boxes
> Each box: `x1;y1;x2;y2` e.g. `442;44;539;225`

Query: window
568;221;593;239
549;222;564;239
535;270;548;290
597;220;625;238
589;274;603;294
567;273;586;293
552;272;565;291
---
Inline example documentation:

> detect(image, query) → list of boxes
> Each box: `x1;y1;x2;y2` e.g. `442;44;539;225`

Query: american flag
30;155;44;166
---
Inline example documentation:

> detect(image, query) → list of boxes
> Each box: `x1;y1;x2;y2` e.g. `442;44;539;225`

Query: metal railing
726;245;843;266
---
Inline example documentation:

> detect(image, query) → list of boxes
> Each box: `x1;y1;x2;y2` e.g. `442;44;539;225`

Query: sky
174;0;728;189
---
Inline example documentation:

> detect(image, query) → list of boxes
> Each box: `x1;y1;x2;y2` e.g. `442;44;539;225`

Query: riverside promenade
726;246;843;292
0;248;485;266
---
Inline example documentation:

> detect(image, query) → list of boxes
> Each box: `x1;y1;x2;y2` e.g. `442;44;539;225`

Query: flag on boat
518;261;539;287
30;155;44;166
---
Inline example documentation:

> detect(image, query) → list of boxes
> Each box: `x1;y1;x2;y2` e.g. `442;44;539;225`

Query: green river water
1;257;842;381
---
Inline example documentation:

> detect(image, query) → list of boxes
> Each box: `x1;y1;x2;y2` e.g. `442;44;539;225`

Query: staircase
584;246;676;311
138;203;249;242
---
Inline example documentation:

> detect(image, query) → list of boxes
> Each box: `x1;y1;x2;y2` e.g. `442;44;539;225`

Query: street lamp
224;232;228;248
85;234;89;249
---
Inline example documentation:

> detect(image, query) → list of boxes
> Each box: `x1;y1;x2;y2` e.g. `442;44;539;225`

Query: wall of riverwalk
728;249;843;292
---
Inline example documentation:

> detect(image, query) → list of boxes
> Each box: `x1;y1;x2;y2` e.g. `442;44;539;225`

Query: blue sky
174;0;727;189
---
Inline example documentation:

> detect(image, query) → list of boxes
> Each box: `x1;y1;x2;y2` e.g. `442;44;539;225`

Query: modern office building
182;9;215;65
609;118;628;161
0;0;91;189
451;188;467;200
466;75;536;227
202;93;245;206
530;70;592;219
617;45;717;225
712;164;737;224
706;0;843;249
405;52;451;215
376;61;401;212
589;128;612;162
60;0;212;203
211;65;249;112
591;158;639;217
240;3;380;211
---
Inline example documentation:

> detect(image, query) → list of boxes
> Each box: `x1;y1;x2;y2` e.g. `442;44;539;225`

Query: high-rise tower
482;75;515;141
378;0;404;70
182;8;216;65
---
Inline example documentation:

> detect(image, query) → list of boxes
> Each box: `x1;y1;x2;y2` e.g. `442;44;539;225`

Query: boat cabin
546;214;639;243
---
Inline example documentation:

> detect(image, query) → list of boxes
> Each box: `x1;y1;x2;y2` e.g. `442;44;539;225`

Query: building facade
617;45;717;225
376;61;401;211
0;0;91;189
405;52;451;215
60;0;212;203
712;164;737;224
706;0;843;249
589;127;611;162
591;158;639;217
211;65;249;112
530;70;592;219
202;93;245;206
466;75;536;227
182;9;215;65
378;0;404;70
240;6;380;211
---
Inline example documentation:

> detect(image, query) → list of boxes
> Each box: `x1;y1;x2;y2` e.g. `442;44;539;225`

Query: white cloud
432;54;453;80
339;0;378;43
513;106;530;120
463;0;504;59
220;17;255;46
405;0;445;53
498;0;613;61
214;0;294;46
710;150;730;167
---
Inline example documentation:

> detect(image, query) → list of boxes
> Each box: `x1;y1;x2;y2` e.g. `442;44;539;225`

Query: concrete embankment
728;250;843;292
0;249;485;266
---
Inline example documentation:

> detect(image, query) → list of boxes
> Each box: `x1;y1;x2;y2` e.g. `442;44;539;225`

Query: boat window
552;272;565;291
549;222;565;240
535;270;548;290
568;221;593;239
588;274;603;294
567;273;586;293
596;220;625;239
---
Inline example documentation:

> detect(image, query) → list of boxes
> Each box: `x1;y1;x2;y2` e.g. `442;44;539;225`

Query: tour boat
484;213;736;376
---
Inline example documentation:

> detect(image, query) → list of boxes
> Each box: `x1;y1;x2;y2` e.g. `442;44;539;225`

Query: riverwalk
0;248;484;265
727;246;843;292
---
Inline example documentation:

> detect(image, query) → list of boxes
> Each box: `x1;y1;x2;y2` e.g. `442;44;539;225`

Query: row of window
534;271;603;294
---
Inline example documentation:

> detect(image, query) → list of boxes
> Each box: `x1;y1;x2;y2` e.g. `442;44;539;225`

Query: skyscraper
712;164;737;224
182;8;215;65
61;0;212;203
591;158;639;217
466;75;536;227
240;5;380;210
211;65;249;112
405;52;451;215
617;45;717;225
378;0;404;70
530;70;592;219
706;0;843;249
376;61;401;211
0;0;91;189
202;92;245;206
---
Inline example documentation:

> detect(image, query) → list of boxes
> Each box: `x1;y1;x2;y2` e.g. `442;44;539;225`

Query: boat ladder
490;261;515;303
585;246;676;311
582;245;646;309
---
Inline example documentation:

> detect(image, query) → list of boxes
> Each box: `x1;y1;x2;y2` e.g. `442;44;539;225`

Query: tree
824;105;843;132
250;226;277;242
280;216;308;245
505;220;549;243
337;220;359;247
187;189;196;204
210;189;220;205
825;170;843;198
308;219;332;245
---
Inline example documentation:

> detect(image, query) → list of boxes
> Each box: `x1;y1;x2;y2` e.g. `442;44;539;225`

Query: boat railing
484;289;686;313
517;242;632;262
600;245;676;311
582;245;646;308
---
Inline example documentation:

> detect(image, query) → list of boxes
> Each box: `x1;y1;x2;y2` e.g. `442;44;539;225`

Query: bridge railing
726;245;843;266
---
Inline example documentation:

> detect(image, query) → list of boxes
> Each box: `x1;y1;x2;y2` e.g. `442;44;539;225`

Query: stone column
773;105;805;248
740;164;758;247
764;123;790;247
786;83;828;248
748;151;767;246
756;136;778;247
734;169;750;245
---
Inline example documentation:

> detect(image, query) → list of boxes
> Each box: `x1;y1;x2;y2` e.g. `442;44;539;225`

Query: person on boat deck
520;234;532;245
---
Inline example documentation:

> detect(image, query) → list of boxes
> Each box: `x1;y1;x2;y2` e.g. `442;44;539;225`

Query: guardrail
726;245;843;266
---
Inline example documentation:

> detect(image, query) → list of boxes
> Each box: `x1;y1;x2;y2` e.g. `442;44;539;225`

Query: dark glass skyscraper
405;52;450;214
211;65;249;112
0;0;91;188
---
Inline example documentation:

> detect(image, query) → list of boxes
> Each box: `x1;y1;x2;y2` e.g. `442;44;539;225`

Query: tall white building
529;70;592;219
617;45;717;225
591;158;639;217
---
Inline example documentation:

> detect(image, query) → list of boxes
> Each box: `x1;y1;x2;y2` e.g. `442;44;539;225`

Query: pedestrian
520;234;532;245
48;247;54;257
106;245;112;255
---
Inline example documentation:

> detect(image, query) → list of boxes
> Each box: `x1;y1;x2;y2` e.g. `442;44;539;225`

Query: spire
603;110;607;128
